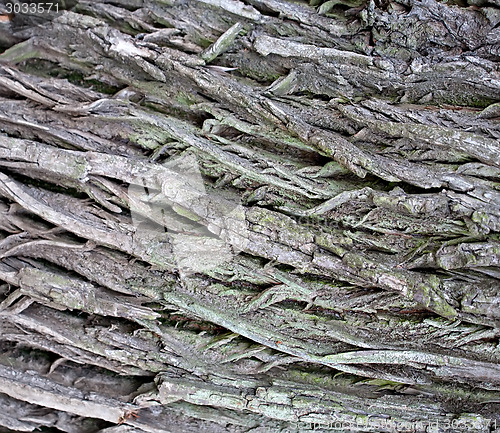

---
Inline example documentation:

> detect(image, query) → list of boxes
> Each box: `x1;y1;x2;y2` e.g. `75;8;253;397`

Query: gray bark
0;0;499;432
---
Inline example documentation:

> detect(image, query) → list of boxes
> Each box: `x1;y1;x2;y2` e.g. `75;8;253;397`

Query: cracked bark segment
0;171;176;270
0;364;136;424
155;370;495;431
0;392;108;433
4;233;499;382
0;148;498;379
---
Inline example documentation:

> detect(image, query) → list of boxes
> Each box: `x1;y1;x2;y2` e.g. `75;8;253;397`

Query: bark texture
0;0;499;431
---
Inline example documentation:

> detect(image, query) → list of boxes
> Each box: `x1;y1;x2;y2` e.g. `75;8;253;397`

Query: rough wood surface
0;0;499;431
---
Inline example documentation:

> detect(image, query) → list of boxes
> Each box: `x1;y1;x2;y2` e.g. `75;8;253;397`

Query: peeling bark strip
0;0;499;432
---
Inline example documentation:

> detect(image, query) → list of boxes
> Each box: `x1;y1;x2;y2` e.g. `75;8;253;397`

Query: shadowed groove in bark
0;0;499;432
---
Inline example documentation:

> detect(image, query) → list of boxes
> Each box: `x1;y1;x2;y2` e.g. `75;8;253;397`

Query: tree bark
0;0;499;431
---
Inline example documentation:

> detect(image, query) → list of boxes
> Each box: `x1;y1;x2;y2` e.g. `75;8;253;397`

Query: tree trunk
0;0;499;431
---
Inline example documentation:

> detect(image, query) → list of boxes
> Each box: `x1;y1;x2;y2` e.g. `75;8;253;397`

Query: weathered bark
0;0;499;431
